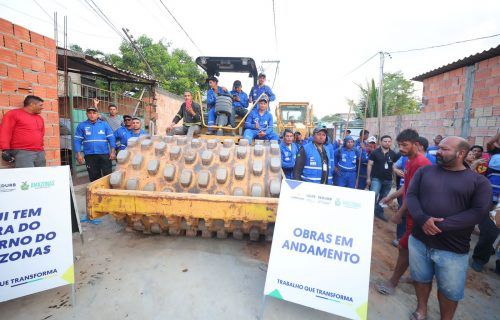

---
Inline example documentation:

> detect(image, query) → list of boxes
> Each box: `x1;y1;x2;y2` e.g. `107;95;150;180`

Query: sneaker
470;260;483;272
391;239;399;248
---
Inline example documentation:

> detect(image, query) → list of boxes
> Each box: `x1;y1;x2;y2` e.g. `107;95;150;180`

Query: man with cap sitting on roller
249;73;276;107
293;127;335;184
229;80;249;127
74;104;116;182
243;98;279;142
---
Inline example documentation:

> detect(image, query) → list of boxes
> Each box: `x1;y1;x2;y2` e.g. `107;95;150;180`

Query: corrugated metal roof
412;44;500;81
57;48;156;84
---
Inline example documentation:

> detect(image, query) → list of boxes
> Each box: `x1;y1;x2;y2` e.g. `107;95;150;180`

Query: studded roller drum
86;135;282;241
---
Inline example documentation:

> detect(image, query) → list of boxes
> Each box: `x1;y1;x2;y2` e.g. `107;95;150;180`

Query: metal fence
59;79;155;178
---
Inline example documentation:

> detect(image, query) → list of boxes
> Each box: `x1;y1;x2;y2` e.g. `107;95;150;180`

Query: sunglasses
124;118;132;121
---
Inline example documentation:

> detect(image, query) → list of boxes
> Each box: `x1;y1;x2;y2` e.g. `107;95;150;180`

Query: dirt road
0;185;498;320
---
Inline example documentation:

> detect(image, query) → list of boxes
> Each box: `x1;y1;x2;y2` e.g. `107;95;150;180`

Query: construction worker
294;131;304;150
293;127;334;184
357;135;376;189
0;95;46;168
229;80;249;127
100;100;123;132
74;105;116;182
130;117;146;138
280;129;298;179
249;73;275;106
355;129;369;149
243;98;279;142
206;76;228;134
167;91;202;138
114;114;133;151
335;135;361;188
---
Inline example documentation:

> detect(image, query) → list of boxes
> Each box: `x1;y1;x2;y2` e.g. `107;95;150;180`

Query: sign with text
0;166;74;302
264;180;375;320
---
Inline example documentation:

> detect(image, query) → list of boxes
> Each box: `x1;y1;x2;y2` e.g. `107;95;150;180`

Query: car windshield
281;106;306;122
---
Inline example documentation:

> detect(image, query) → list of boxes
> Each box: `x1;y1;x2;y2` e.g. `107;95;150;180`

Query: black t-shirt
369;147;397;180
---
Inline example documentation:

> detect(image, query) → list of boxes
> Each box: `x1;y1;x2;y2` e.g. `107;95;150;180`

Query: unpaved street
0;185;498;320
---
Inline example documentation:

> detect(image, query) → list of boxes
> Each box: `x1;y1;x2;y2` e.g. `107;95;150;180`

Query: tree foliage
69;36;206;96
354;72;420;119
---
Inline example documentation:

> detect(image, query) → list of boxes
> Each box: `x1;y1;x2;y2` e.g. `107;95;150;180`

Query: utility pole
377;51;385;140
122;28;155;78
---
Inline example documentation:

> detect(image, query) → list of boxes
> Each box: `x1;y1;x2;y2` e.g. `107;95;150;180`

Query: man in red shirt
376;129;431;296
0;95;46;168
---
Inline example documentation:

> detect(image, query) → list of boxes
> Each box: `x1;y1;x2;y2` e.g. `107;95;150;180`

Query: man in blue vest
229;80;249;127
280;129;298;179
243;98;279;142
249;73;276;106
74;105;116;182
293;127;334;184
114;114;133;151
335;135;360;188
206;76;228;134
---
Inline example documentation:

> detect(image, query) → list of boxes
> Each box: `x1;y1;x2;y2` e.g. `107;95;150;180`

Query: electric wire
388;33;500;54
157;0;202;54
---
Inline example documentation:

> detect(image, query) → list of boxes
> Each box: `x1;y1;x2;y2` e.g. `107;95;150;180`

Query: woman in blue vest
293;127;334;184
335;135;360;188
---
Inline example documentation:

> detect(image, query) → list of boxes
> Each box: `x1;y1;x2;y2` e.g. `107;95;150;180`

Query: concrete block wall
365;106;499;147
0;18;60;168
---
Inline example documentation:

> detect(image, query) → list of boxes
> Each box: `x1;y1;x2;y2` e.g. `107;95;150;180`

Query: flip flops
376;282;395;295
410;311;426;320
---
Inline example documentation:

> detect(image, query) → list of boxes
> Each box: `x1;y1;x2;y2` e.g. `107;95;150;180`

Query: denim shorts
408;235;468;301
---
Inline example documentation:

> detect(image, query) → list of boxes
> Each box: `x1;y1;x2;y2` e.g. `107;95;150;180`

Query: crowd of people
1;94;499;320
285;125;499;320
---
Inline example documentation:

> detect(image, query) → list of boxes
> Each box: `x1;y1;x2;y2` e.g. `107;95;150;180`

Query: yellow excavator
86;57;282;241
275;102;314;139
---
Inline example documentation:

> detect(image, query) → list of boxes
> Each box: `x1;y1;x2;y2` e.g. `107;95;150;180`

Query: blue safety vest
280;142;298;179
301;142;334;184
74;119;116;155
249;85;275;103
336;147;359;172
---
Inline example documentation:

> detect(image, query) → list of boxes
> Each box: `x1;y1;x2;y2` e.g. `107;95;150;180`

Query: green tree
320;113;343;124
70;36;206;96
354;72;420;118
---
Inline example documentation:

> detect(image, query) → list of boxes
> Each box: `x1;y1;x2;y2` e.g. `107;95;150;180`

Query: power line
338;52;379;80
157;0;202;54
81;0;127;42
33;0;52;20
388;33;500;54
0;2;115;39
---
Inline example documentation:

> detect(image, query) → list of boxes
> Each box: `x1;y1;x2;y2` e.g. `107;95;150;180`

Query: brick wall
364;55;499;148
0;18;60;168
421;55;499;113
155;87;184;134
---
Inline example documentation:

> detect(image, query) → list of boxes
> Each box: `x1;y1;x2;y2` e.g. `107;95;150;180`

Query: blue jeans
370;178;392;217
207;107;216;131
396;185;406;239
409;236;468;301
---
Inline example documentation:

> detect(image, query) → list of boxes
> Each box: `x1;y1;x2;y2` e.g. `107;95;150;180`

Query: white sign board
264;180;375;320
0;166;74;302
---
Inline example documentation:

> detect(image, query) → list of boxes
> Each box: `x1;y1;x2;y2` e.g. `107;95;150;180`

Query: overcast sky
2;0;499;117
